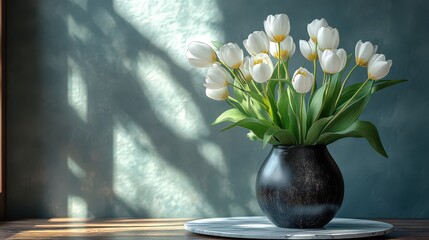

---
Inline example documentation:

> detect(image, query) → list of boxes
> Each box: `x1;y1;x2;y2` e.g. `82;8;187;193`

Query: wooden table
0;218;428;239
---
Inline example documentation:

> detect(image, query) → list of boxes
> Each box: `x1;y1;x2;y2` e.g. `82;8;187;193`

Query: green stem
284;58;290;80
334;64;358;108
314;74;331;121
280;58;289;101
277;42;282;77
322;72;326;85
311;58;317;95
261;83;267;98
299;93;304;144
227;96;240;105
277;42;283;100
321;78;370;134
228;83;246;92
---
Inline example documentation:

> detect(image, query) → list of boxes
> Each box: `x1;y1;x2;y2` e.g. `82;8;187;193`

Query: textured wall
6;0;429;219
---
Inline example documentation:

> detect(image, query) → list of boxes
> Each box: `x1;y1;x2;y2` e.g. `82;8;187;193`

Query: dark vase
256;145;344;228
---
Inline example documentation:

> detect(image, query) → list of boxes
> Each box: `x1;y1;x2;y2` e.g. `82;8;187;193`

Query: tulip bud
292;67;314;93
186;41;217;68
317;27;340;51
205;86;229;101
204;64;233;89
307;18;328;43
240;56;252;81
299;39;317;61
264;14;290;43
367;54;392;80
218;43;244;69
249;53;274;83
243;31;269;56
269;36;295;60
355;40;378;67
319;49;347;74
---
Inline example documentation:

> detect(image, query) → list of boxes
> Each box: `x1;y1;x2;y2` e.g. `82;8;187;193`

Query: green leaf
338;79;406;107
266;80;282;127
221;117;272;139
226;98;247;116
307;84;326;126
316;120;388;158
371;79;407;93
233;80;245;102
325;81;373;133
336;80;373;111
319;73;341;118
287;88;300;140
275;129;297;145
212;108;248;125
304;116;332;145
277;88;290;128
211;41;224;50
262;126;281;148
247;131;261;141
245;91;268;110
271;62;286;79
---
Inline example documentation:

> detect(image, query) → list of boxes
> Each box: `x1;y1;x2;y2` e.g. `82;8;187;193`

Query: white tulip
243;31;269;56
355;40;378;67
367;54;392;80
218;43;244;69
240;56;252;81
204;65;233;89
206;86;229;101
249;53;274;83
299;39;317;61
186;41;217;68
269;36;295;60
319;49;347;74
264;14;290;43
292;67;314;93
307;18;328;43
317;27;339;51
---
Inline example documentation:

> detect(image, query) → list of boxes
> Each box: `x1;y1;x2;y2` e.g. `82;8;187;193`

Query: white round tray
184;216;393;239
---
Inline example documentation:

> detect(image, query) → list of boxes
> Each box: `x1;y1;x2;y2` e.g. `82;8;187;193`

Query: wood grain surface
0;218;428;239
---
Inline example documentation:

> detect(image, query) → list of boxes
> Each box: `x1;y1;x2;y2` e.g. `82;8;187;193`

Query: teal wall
6;0;429;219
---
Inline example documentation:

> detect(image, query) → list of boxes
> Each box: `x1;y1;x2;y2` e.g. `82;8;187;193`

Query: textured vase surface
256;145;344;228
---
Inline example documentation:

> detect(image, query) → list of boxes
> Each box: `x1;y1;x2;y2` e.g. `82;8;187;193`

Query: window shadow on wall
6;0;264;219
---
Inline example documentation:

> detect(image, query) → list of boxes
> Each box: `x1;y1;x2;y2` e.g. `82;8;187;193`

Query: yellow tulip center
311;36;317;43
356;58;368;67
307;53;317;61
231;62;242;69
253;58;264;65
273;34;286;43
211;52;217;62
274;50;289;59
298;69;307;77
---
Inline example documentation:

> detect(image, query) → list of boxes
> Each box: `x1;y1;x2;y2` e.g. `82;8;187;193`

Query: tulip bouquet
187;14;405;157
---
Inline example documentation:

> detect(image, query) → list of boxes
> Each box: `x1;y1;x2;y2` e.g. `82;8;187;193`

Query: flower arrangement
187;14;405;157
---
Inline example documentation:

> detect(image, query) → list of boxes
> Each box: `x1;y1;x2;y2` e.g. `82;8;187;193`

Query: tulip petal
206;86;229;101
251;63;273;83
368;60;392;80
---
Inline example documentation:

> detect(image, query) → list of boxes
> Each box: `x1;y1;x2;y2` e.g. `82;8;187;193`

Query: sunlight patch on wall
67;57;88;123
113;115;216;217
92;9;117;36
112;0;224;93
67;156;86;179
70;0;88;11
113;0;224;70
67;15;93;44
198;141;228;176
135;52;207;140
67;194;88;218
